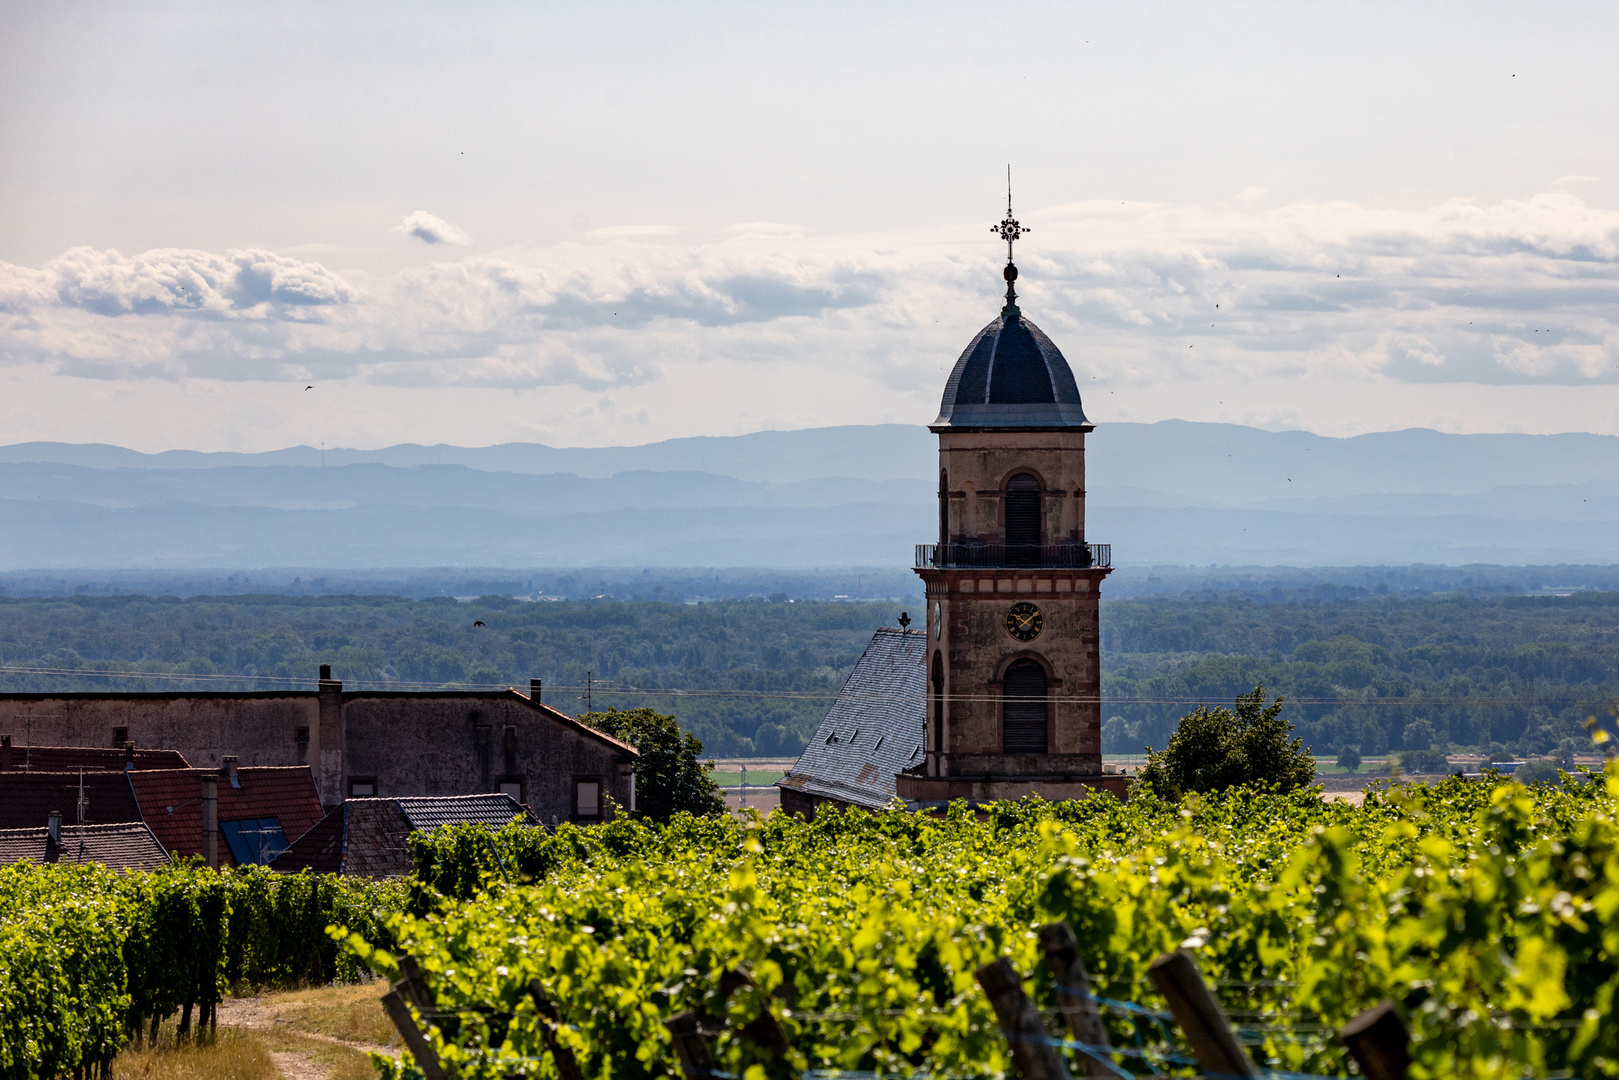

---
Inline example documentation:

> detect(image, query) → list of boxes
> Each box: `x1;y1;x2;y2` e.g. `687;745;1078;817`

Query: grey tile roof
777;628;927;809
0;821;171;871
272;794;541;878
396;794;538;832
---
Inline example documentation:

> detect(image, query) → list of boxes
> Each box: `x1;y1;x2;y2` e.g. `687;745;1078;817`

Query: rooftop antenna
992;164;1027;314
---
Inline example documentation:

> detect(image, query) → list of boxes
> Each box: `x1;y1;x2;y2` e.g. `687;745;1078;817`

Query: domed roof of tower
932;262;1090;431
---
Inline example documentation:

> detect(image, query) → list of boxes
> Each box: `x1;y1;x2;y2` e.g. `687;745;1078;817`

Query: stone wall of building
0;683;635;820
923;567;1107;775
0;694;320;770
938;429;1088;544
341;691;634;824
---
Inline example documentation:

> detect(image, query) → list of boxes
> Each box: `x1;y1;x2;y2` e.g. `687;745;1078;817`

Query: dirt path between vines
215;984;399;1080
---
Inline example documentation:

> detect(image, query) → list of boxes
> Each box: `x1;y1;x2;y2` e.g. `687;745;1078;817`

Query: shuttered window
1004;473;1040;564
1002;659;1048;754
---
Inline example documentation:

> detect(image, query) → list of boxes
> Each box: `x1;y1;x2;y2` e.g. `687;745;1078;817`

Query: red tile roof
0;822;170;871
0;771;142;831
0;745;190;771
129;767;323;865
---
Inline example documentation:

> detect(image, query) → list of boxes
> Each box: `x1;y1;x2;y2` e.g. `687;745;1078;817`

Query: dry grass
256;1028;380;1080
112;982;401;1080
111;1028;277;1080
267;981;397;1047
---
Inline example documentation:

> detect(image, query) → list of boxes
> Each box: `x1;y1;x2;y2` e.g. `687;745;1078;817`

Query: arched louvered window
1004;473;1041;565
931;651;945;755
938;469;949;547
1002;659;1048;754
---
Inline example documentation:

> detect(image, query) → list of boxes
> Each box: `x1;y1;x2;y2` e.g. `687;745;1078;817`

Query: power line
0;663;1615;710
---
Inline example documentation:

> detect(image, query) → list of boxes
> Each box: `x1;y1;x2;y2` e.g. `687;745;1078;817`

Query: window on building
112;726;128;747
1004;473;1042;564
1002;659;1049;754
220;817;289;865
347;776;377;797
574;779;601;820
938;468;949;546
498;777;525;803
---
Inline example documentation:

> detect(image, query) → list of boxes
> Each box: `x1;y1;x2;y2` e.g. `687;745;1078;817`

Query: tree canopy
1137;685;1315;799
578;706;726;821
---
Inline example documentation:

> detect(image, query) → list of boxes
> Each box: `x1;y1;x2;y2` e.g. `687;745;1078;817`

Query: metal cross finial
992;164;1028;263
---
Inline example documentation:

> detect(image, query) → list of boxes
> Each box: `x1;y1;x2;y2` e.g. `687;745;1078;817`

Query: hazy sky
4;1;1619;451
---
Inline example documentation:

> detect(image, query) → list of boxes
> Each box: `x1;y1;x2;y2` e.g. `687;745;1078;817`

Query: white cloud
396;211;471;246
4;189;1619;405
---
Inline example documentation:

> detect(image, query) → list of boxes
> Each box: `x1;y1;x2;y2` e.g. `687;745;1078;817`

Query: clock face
1005;602;1043;642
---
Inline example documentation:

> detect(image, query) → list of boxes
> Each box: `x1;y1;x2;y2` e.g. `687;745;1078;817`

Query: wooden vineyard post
527;979;585;1080
1038;922;1112;1079
718;967;791;1061
396;954;435;1015
1146;950;1258;1079
380;954;448;1080
1340;1002;1411;1080
665;967;790;1078
976;956;1071;1080
666;1010;717;1079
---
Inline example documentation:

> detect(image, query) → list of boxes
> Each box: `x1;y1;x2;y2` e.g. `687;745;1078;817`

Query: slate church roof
777;628;927;810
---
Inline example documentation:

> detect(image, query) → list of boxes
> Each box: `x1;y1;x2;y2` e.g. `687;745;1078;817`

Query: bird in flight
473;620;486;627
304;385;313;390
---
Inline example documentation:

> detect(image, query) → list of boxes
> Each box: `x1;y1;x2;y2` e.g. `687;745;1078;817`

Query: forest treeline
1103;591;1619;759
0;594;898;757
0;590;1615;758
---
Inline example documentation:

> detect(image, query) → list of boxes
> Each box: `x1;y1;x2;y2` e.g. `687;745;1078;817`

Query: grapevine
361;770;1619;1079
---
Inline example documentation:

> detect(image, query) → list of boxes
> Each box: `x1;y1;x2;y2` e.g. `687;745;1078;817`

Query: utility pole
586;670;593;712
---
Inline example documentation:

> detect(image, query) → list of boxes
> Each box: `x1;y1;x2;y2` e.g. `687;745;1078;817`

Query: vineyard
0;863;405;1077
365;769;1619;1079
4;770;1618;1078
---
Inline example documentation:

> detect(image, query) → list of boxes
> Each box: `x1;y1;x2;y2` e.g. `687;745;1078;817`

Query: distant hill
0;421;1616;568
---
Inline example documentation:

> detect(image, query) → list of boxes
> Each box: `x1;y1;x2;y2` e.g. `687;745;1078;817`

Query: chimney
316;665;344;809
201;775;219;869
529;678;542;703
223;755;241;789
123;741;135;771
1;734;10;771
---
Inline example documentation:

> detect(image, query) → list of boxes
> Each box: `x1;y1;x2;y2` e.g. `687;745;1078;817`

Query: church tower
896;196;1124;806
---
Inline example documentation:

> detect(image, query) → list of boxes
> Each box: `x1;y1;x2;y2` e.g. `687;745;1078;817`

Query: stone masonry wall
341;691;634;824
0;695;319;770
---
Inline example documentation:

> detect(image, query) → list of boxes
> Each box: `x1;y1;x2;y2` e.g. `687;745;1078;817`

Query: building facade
895;202;1125;806
0;671;637;823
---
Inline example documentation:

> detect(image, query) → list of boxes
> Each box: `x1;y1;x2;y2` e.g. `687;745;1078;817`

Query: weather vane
992;164;1027;264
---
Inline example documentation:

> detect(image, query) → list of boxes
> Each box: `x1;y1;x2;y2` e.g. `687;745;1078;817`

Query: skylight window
220;818;288;866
